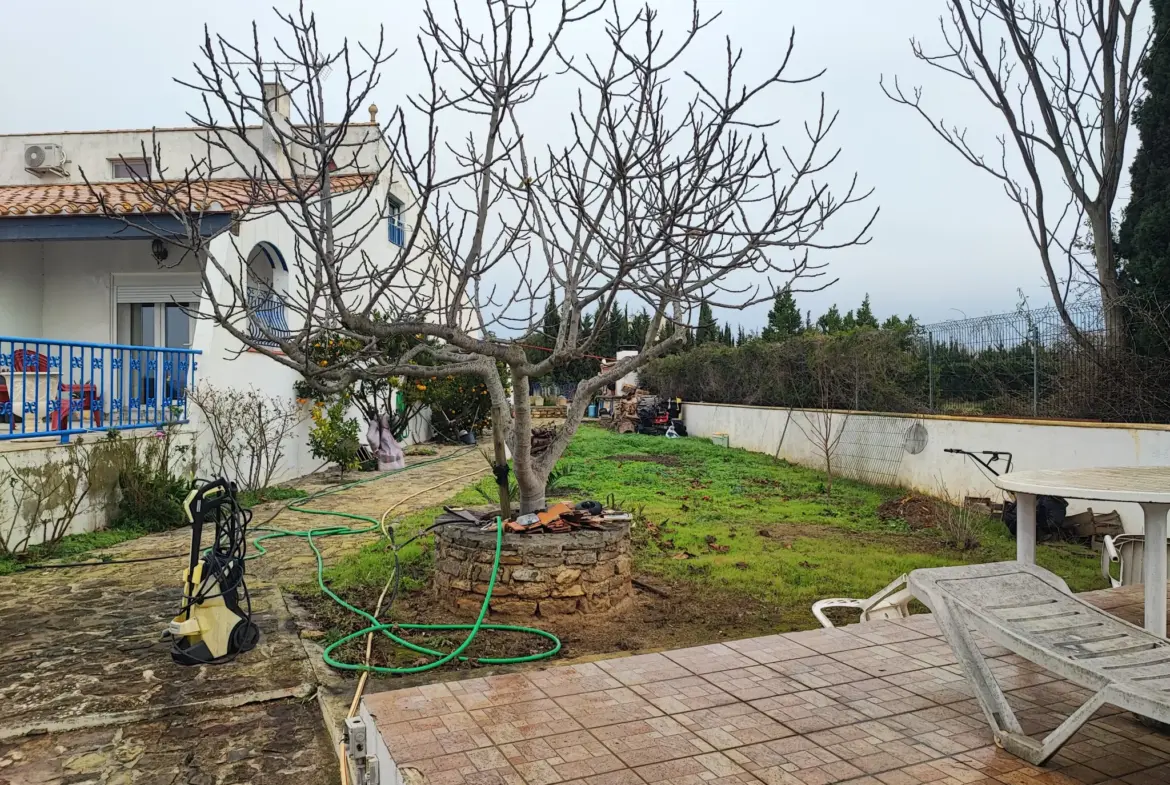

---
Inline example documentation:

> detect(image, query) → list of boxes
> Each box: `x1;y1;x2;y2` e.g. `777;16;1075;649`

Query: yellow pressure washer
166;478;260;666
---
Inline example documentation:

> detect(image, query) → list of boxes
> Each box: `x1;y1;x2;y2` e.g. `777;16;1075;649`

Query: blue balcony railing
0;337;200;444
248;290;292;346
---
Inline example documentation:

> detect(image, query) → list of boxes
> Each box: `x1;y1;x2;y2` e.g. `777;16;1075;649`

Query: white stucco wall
43;240;200;344
0;238;200;344
193;189;433;484
0;122;385;186
0;128;259;185
682;402;1170;534
0;242;44;336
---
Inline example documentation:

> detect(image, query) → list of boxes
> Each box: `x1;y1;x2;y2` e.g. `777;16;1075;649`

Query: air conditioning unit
24;143;69;177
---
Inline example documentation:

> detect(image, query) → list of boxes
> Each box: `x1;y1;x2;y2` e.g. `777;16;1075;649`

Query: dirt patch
745;477;783;488
295;575;786;679
606;454;681;467
877;495;941;530
753;522;947;554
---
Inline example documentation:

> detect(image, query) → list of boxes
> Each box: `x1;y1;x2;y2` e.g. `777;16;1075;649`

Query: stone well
432;518;633;618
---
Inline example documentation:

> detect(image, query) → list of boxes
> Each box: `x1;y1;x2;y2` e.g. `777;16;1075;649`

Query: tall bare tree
883;0;1151;348
89;1;875;513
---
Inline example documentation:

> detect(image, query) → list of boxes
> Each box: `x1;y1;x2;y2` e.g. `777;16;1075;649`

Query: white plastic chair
1100;534;1170;589
811;573;913;628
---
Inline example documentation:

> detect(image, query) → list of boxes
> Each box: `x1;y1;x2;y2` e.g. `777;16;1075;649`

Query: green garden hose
247;451;562;675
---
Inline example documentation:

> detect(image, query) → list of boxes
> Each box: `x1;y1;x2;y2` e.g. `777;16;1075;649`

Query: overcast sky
0;0;1143;331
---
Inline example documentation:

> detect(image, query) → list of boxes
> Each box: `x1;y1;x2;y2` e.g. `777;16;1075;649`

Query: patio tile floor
366;589;1170;785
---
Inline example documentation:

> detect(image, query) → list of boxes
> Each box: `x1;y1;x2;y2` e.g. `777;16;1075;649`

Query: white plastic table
995;467;1170;637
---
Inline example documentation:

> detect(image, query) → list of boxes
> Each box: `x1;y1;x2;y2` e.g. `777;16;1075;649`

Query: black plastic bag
1002;495;1068;539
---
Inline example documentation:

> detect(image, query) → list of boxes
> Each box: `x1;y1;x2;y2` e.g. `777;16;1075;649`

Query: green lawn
319;425;1105;634
543;427;1104;623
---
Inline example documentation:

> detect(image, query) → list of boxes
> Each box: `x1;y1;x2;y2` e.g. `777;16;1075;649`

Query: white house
0;83;425;545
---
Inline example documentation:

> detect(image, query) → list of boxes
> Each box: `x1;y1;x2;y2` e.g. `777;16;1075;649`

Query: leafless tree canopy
89;1;875;512
882;0;1151;348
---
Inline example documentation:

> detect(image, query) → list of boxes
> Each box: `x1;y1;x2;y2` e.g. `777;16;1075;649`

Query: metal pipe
1032;325;1039;417
927;331;935;412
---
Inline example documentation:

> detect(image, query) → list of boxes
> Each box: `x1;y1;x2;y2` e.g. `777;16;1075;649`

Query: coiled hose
247;449;562;675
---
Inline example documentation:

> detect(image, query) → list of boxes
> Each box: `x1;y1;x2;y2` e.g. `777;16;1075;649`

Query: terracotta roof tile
0;174;370;217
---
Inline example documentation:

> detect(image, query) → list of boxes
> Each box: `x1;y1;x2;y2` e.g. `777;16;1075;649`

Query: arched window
246;242;291;345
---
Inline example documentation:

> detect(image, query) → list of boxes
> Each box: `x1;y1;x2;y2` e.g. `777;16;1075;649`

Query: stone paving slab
0;577;311;729
366;609;1170;785
0;698;333;785
0;446;488;784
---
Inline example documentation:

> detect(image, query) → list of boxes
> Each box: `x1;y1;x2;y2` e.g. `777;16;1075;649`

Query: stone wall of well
432;520;633;617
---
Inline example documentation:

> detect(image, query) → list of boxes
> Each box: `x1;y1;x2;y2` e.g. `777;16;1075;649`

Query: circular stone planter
432;516;633;618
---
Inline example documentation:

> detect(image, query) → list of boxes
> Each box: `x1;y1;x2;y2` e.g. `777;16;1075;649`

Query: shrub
189;383;302;492
308;397;362;474
294;329;503;443
405;373;494;442
641;331;926;412
110;428;193;533
933;500;986;551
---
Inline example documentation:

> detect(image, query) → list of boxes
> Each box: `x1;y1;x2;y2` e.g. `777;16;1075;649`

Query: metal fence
919;302;1106;419
0;336;199;443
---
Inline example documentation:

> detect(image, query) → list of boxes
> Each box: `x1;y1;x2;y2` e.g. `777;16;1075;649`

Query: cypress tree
1119;0;1170;346
761;286;803;341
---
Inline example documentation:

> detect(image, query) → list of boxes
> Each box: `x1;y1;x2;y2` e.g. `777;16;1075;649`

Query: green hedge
641;332;927;412
641;330;1170;423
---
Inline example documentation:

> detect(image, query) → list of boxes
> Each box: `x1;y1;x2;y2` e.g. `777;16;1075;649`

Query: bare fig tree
882;0;1151;348
87;1;875;514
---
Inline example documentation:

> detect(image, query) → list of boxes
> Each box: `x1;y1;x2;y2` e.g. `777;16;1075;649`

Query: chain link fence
918;302;1105;419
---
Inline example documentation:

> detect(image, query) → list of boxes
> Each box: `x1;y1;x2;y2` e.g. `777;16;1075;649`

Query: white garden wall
683;402;1170;534
0;429;197;550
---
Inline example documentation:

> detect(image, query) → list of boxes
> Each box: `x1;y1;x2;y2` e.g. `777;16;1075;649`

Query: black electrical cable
19;551;189;570
15;475;342;572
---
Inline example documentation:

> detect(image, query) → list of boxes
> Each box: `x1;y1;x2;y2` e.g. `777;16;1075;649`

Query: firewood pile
446;502;631;534
531;424;557;457
598;387;651;434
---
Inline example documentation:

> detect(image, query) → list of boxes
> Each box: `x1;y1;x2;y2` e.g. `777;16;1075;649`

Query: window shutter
113;275;202;304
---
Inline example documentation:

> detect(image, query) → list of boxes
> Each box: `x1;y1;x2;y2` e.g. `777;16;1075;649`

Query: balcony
0;336;199;444
248;289;292;347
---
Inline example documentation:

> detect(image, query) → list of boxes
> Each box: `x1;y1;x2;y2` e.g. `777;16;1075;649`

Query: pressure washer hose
246;449;563;785
246;447;562;672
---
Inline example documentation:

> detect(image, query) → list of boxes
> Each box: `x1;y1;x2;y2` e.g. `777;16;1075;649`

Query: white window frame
111;273;200;347
110;157;152;179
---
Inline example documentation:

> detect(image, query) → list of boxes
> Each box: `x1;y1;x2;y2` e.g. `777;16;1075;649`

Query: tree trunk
1091;212;1126;351
510;372;547;514
490;410;512;520
824;441;833;497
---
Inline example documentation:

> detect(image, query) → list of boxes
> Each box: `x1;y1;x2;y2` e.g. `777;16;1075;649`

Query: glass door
163;303;193;402
117;302;193;421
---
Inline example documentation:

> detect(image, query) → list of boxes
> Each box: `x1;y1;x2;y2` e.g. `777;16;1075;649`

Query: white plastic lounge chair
811;573;912;628
909;561;1170;765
